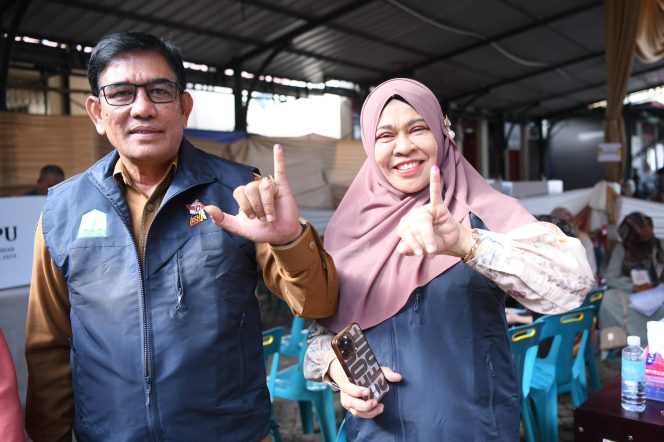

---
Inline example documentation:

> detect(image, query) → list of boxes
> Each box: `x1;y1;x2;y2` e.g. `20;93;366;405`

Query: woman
304;78;595;441
598;212;664;344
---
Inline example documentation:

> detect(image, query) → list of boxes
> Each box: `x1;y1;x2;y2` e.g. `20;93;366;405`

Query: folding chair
508;321;543;442
530;306;594;442
581;285;606;392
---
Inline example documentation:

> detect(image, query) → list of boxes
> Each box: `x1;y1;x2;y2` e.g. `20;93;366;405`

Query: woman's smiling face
373;99;438;194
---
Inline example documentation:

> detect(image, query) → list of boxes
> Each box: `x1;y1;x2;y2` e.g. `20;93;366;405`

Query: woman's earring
443;115;455;140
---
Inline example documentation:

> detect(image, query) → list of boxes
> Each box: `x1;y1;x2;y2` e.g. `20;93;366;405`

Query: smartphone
331;323;389;401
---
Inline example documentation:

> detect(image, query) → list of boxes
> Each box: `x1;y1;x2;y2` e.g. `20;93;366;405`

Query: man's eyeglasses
99;80;180;106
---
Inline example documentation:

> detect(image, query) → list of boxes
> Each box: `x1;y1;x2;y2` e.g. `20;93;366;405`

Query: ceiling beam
533;64;664;119
42;0;259;45
446;50;605;102
385;1;602;78
39;0;383;76
230;0;432;58
233;0;373;64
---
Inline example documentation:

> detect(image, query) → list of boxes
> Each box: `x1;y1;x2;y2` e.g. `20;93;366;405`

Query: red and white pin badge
185;199;207;227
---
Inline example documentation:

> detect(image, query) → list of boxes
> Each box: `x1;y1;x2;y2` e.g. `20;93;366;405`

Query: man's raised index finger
429;165;443;206
273;144;289;184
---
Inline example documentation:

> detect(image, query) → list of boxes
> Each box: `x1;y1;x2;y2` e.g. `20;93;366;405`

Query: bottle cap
627;335;641;346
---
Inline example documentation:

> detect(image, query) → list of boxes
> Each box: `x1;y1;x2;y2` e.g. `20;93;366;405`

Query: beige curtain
636;0;664;63
603;0;645;182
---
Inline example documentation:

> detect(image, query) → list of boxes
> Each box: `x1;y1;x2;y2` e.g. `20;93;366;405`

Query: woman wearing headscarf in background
303;78;595;441
598;212;664;345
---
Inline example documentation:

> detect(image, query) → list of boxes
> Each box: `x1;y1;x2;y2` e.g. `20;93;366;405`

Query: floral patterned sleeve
465;221;595;314
303;322;340;389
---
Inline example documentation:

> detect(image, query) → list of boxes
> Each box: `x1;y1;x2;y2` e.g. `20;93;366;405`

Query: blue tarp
184;128;247;143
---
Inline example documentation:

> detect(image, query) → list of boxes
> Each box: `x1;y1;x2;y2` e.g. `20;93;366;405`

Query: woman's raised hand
396;165;473;259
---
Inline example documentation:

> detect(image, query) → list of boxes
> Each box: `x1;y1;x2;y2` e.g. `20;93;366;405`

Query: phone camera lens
339;334;355;358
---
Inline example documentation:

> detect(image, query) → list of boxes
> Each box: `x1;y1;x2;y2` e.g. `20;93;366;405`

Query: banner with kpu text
0;196;45;289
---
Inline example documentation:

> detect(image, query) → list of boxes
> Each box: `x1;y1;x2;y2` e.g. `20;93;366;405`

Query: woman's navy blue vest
41;140;270;442
344;216;520;441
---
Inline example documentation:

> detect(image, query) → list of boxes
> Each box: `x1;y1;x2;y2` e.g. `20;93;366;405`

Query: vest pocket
485;353;498;432
170;250;187;318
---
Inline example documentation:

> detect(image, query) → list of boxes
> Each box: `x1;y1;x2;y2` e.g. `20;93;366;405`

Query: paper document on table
629;283;664;317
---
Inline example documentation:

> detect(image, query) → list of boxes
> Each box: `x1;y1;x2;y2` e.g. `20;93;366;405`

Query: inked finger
272;144;290;188
429;165;443;209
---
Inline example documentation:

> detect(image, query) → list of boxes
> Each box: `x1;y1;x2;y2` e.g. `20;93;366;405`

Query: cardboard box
645;347;664;402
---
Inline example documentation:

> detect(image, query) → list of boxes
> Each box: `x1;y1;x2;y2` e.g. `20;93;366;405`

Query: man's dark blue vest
42;140;270;441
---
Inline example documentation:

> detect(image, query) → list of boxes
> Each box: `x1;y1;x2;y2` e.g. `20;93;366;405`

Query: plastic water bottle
621;335;646;412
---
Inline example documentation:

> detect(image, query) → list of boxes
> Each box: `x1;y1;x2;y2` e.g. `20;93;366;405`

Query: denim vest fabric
42;140;271;442
344;215;520;442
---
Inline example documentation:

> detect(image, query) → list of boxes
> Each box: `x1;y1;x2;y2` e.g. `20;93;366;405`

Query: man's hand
206;144;302;245
328;358;402;419
396;165;473;259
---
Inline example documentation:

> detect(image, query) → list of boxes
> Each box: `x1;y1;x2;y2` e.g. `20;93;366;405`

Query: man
24;164;65;195
25;32;338;442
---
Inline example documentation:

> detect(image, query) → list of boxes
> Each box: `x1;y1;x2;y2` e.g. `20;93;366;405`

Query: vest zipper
142;220;161;442
138;179;214;441
113;212;158;441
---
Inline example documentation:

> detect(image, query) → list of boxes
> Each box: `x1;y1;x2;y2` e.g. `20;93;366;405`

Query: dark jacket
344;216;519;441
41;140;270;441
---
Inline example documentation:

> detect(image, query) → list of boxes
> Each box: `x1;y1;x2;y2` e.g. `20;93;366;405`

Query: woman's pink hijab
319;78;534;332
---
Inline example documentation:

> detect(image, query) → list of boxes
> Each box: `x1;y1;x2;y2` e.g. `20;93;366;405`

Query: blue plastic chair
281;316;307;357
508;321;543;442
263;326;285;442
581;285;606;392
273;326;337;442
263;326;286;401
335;417;346;442
530;306;594;442
277;316;317;432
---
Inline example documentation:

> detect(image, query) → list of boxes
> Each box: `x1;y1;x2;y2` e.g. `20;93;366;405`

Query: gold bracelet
462;228;481;261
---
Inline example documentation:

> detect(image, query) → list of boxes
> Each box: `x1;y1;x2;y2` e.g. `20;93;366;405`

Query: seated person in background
507;214;585;326
24;164;65;195
551;206;598;278
598;212;664;345
651;167;664;202
0;328;23;441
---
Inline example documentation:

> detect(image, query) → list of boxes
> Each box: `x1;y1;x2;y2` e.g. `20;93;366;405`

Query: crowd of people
1;30;657;441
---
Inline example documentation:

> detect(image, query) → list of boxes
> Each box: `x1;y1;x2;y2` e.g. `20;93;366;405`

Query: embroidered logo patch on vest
185;199;208;227
77;209;108;238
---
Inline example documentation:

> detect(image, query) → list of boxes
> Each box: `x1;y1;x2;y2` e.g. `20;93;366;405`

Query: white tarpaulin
0;196;44;289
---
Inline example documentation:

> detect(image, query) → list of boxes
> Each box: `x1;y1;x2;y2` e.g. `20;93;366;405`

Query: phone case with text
331;323;389;401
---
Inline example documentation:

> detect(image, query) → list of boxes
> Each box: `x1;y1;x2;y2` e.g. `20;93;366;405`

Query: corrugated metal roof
4;0;664;119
